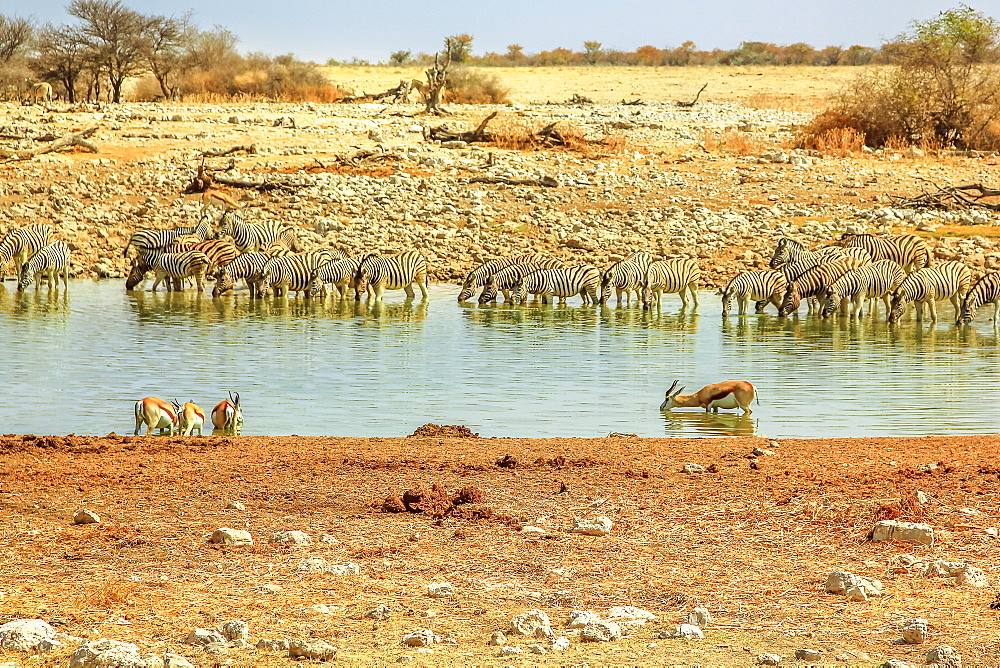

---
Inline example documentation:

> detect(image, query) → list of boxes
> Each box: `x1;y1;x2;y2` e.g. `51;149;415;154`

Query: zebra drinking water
600;252;653;306
820;259;905;319
355;251;429;301
261;250;344;298
477;259;566;304
126;250;211;292
212;252;272;298
307;257;361;299
777;256;867;316
458;253;554;302
0;223;53;282
888;261;972;323
17;240;70;291
958;272;1000;324
641;259;701;310
720;270;787;316
510;265;601;305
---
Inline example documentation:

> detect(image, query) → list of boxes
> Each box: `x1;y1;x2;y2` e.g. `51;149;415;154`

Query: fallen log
676;83;708;108
889;181;1000;211
427;111;498;143
340;80;414;104
467;175;559;188
201;144;257;158
0;126;99;160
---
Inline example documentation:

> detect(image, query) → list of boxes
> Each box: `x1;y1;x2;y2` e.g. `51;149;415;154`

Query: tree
144;13;193;98
388;50;411;65
505;44;524;63
583;40;602;65
33;23;90;102
0;14;33;65
444;34;473;63
635;45;662;66
68;0;153;103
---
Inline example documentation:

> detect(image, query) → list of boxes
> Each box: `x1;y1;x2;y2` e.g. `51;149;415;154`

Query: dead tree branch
422;51;451;116
676;83;708;108
467;175;559;187
889;181;1000;211
0;126;99;160
427;111;498;143
201;144;257;158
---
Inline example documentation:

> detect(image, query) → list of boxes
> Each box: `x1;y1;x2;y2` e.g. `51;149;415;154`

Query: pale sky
18;0;984;63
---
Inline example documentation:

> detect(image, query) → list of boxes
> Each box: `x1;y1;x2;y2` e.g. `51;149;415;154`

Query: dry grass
701;129;766;156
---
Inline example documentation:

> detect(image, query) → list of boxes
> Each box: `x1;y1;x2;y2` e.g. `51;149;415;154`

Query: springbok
172;400;205;436
660;380;758;415
134;397;177;436
211;391;243;433
200;188;241;214
28;82;53;105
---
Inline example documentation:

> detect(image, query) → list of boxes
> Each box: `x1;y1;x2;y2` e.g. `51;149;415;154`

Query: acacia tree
144;13;192;99
33;23;90;102
583;41;602;65
68;0;152;103
444;34;472;63
0;14;33;65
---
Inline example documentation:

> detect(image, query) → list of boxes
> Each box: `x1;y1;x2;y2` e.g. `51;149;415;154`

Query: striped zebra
820;259;905;319
642;259;701;310
212;252;271;298
123;227;188;258
958;272;1000;324
261;250;343;298
17;241;70;291
354;251;428;301
600;252;653;306
478;259;567;304
777;256;867;316
769;238;832;269
262;237;297;257
0;223;53;281
126;250;211;292
510;265;601;305
458;253;554;302
721;270;787;316
172;215;213;240
307;257;361;299
888;261;972;323
838;233;929;274
217;210;298;253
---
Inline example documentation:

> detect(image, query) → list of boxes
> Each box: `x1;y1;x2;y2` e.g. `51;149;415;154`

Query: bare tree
33;24;90;103
422;49;451;115
68;0;152;103
144;12;192;99
0;14;33;65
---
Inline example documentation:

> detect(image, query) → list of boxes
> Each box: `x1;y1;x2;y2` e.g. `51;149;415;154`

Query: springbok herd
2;214;998;325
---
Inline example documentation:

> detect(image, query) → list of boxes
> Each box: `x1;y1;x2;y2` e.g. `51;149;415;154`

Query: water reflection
0;287;70;319
660;410;757;437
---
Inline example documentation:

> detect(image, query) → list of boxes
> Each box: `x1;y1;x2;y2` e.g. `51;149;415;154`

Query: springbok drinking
660;380;758;415
211;391;243;433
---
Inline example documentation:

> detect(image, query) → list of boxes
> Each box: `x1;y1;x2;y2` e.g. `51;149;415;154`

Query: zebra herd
123;211;428;302
0;223;70;291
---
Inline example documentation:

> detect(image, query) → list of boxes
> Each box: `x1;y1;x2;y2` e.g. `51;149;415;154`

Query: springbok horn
666;379;679;396
234;391;240;406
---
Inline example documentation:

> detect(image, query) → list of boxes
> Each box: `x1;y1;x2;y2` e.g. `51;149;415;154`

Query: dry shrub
445;67;509;104
490;118;536;150
701;129;764;156
451;485;483;505
874;493;929;523
599;132;633;154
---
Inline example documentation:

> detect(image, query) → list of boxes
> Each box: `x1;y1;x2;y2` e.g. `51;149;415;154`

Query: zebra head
477;276;498;304
777;282;801;317
887;291;907;324
306;269;326;299
125;256;151;290
770;238;792;268
509;278;529;305
720;285;733;317
212;269;233;297
354;254;377;301
217;211;237;238
957;300;976;325
820;287;841;318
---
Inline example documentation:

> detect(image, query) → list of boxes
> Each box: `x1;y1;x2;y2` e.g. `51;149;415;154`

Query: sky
17;0;984;63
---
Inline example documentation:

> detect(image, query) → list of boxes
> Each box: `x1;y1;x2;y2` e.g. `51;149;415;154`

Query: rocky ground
2;94;999;290
1;433;999;667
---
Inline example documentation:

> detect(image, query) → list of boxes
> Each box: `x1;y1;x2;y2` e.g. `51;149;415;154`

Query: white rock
217;620;248;641
671;623;704;639
570;516;613;537
270;530;312;545
757;653;782;665
327;562;361;576
401;630;437;647
427;582;455;598
924;560;987;587
901;618;929;644
0;619;55;651
255;583;283;594
256;638;290;651
185;628;225;645
872;520;934;546
319;533;338;544
364;605;391;620
681;463;705;473
208;528;253;546
566;610;601;629
288;639;337;660
499;646;523;655
509;610;553;638
73;509;101;524
845;579;883;601
607;606;657;622
686;606;712;627
69;639;144;668
225;501;245;510
581;620;622;642
297;604;334;617
521;526;546;538
487;631;506;646
795;648;822;661
926;645;961;667
550;636;570;651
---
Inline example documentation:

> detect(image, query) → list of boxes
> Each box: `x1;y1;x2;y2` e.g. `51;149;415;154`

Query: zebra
888;261;972;324
641;259;701;310
478;259;567;304
17;241;70;291
307;257;361;299
458;253;554;302
838;232;929;274
510;265;601;305
820;259;905;318
217;210;297;253
354;251;428;301
769;238;832;269
261;250;343;298
720;270;787;316
600;252;653;306
0;223;53;282
126;250;211;292
212;252;271;298
262;237;297;257
172;215;213;241
123;226;190;258
777;256;867;316
958;272;1000;324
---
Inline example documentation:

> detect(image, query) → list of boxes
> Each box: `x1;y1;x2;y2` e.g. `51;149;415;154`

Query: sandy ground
2;432;999;666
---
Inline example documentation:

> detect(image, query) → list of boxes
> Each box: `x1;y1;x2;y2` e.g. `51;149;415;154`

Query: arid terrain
2;67;1000;667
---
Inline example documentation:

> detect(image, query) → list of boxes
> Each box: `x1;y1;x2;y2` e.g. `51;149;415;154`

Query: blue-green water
0;280;997;438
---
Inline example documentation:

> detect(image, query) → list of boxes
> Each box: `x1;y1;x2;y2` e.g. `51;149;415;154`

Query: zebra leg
403;283;415;298
418;275;428;300
927;299;938;322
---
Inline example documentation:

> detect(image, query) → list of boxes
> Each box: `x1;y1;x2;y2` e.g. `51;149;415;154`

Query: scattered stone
682;463;705;473
487;631;506;646
521;526;547;538
924;560;988;587
69;639;144;668
225;500;245;510
836;650;872;662
872;520;934;546
0;619;55;651
566;610;601;629
319;533;338;544
401;630;438;647
499;646;523;655
825;570;882;599
901;618;929;644
757;653;782;665
795;648;822;661
915;491;929;504
297;557;360;576
288;639;337;661
427;582;455;598
270;530;312;545
752;447;775;456
327;562;361;576
208;528;253;546
607;605;657;622
185;628;225;646
73;509;101;525
154;653;196;668
297;604;334;617
580;620;622;642
364;605;392;621
510;610;553;638
671;624;705;639
570;516;613;537
926;645;961;667
217;620;248;641
686;606;712;627
255;583;283;594
396;656;414;664
881;660;915;668
550;636;570;651
256;638;290;651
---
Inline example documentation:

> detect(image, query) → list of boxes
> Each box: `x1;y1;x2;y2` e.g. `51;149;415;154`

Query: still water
0;281;997;438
